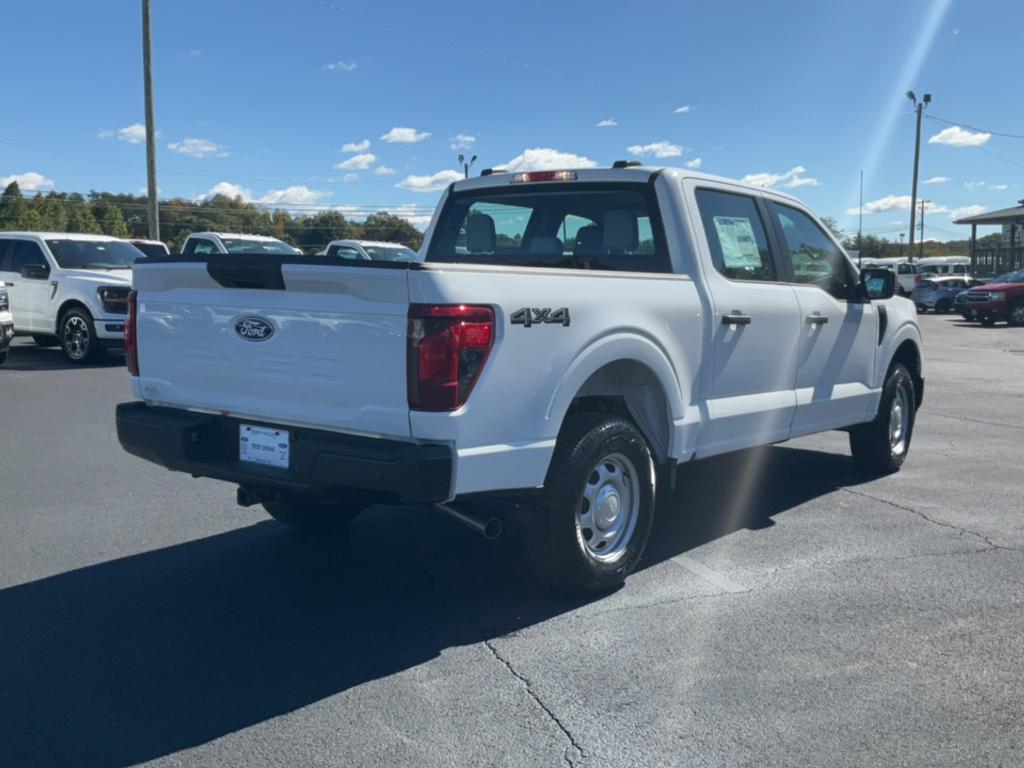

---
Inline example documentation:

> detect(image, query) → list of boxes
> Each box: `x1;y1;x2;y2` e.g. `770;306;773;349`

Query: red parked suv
962;269;1024;326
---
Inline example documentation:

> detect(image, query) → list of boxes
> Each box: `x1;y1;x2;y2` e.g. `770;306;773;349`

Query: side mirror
859;267;896;300
20;263;50;280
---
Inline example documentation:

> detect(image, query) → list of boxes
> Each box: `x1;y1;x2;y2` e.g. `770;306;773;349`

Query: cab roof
0;231;125;241
188;232;287;241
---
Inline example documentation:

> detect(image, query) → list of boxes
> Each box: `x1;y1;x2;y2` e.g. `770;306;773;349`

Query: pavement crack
930;412;1024;431
840;487;1024;554
483;636;586;767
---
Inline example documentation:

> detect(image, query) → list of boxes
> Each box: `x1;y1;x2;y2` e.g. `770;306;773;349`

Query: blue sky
1;0;1020;238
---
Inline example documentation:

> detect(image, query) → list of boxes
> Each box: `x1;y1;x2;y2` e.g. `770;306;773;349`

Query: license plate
239;424;290;469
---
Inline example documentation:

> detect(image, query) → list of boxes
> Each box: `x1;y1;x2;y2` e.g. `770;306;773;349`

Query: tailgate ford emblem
235;316;275;341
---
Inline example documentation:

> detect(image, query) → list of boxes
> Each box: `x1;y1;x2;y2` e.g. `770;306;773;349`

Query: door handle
806;313;829;325
722;312;752;326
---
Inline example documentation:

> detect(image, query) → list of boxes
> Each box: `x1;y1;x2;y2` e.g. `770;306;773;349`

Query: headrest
603;210;639;252
574;225;602;254
466;213;495;253
528;236;564;257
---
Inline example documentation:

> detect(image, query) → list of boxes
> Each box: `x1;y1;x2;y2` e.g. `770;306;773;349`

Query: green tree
0;181;27;229
360;211;423;250
95;202;129;238
65;194;102;234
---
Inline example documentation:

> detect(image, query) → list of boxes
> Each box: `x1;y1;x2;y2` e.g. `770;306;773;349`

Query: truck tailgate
132;260;412;439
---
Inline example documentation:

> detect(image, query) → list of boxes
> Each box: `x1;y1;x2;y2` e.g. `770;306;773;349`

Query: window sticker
712;216;761;268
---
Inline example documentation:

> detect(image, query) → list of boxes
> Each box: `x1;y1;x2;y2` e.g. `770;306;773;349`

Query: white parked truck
116;165;924;593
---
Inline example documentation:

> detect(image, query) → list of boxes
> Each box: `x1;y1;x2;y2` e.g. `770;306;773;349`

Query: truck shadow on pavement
0;445;865;767
1;341;124;371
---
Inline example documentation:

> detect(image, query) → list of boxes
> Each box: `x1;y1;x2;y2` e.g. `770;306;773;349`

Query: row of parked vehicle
0;231;418;364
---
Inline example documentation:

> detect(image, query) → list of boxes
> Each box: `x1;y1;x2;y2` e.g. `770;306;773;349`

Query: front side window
220;238;297;255
772;204;855;300
426;184;669;273
360;245;420;262
190;239;218;256
326;245;365;260
695;189;776;282
45;240;141;269
12;240;50;272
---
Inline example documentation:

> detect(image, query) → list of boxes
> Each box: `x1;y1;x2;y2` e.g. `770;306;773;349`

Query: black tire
1008;300;1024;327
915;304;927;313
980;316;997;327
263;492;363;533
0;350;6;366
32;334;58;347
59;307;101;363
849;363;916;476
528;413;656;594
936;299;952;313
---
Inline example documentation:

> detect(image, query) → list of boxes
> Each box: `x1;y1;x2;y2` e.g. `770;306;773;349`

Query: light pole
906;90;931;263
142;0;159;240
899;232;905;257
458;154;477;179
919;198;927;260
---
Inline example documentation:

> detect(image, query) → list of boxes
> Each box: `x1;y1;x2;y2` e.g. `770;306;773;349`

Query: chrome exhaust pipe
434;503;503;540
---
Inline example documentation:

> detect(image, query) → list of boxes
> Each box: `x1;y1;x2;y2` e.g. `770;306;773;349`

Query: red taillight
510;170;577;183
125;290;139;376
915;275;922;284
408;304;494;411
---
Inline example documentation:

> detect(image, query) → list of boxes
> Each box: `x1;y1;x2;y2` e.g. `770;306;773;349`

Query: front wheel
1008;300;1024;327
528;413;656;594
849;363;916;475
263;492;363;533
59;308;101;363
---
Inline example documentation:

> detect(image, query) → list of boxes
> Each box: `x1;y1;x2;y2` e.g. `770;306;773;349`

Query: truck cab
181;232;302;257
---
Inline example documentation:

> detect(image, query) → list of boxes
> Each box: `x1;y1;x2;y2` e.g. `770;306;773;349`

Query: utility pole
858;169;864;269
919;198;927;260
142;0;159;240
458;153;477;179
899;232;905;257
906;91;931;263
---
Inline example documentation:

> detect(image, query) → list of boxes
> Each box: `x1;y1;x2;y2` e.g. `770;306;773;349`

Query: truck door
4;239;54;333
688;185;803;457
767;202;878;434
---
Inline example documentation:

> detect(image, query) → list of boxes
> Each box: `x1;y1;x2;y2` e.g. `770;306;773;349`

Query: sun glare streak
854;0;953;207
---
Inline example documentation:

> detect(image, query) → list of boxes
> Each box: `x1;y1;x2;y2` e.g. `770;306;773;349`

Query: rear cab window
425;182;670;273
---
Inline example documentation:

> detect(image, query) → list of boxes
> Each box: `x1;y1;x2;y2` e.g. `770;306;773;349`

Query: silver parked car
912;276;981;313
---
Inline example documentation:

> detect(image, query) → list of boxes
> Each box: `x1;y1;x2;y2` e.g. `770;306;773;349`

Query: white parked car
129;239;171;259
918;255;971;276
117;164;923;593
0;232;140;363
860;257;922;296
0;281;13;366
181;232;301;256
319;239;421;262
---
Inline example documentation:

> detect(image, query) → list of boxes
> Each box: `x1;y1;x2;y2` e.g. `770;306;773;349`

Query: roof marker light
510;170;577;184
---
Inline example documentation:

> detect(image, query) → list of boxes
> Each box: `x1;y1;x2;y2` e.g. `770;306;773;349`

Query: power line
926;114;1024;140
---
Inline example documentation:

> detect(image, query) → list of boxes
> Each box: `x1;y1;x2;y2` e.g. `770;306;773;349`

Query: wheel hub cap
577;452;641;563
889;387;909;455
64;317;89;359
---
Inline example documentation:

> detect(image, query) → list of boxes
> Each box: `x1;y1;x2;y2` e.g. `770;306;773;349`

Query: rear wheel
936;298;952;313
32;334;58;347
849;363;916;475
59;308;101;363
528;413;656;594
263;492;364;533
1008;300;1024;327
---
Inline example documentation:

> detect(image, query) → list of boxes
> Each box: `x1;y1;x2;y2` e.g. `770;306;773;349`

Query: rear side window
426;183;670;273
695;189;776;282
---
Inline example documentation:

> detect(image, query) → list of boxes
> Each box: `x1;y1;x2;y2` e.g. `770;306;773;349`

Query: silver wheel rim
63;315;90;360
576;452;640;564
889;386;910;456
1012;304;1024;324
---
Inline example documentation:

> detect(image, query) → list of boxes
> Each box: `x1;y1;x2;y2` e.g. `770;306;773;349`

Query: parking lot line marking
670;554;748;594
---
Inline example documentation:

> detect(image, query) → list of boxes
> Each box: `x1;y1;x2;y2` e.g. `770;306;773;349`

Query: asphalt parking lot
1;313;1022;768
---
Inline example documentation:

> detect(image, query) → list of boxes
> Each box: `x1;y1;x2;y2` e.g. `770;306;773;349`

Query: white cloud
673;105;695;114
198;182;252;201
928;126;991;147
964;180;986;191
341;173;358;183
380;126;431;144
396;169;463;192
386;204;433;230
336;152;377;170
168;137;228;158
741;165;820;189
255;185;331;205
627;141;683;158
596;119;618;127
117;123;148;144
923;176;949;184
97;129;114;139
685;157;703;169
449;133;477;150
188;49;201;58
322;61;357;72
849;195;948;215
989;183;1008;190
374;165;397;175
341;139;370;153
501;147;598;171
0;171;55;191
950;204;987;220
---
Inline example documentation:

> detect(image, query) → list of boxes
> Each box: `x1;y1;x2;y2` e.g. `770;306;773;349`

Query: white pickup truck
116;165;923;593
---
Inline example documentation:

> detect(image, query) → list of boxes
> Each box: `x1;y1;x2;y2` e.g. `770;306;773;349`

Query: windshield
221;238;298;255
426;183;669;273
45;239;142;269
361;245;420;262
131;242;168;259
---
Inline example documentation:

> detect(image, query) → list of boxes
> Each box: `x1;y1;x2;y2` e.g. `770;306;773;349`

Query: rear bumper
116;402;453;503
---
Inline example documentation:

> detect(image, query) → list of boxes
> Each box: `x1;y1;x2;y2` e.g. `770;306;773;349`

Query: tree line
0;181;424;252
